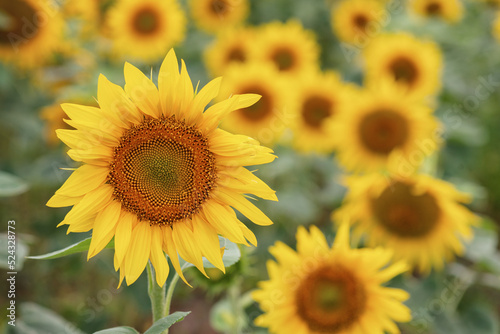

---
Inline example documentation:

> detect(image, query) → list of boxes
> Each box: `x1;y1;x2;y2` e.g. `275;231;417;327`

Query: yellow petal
149;225;170;286
218;168;278;201
192;214;225;272
214;188;273;226
202;200;247;245
65;215;95;233
162;226;189;286
114;210;135;266
67;146;113;165
158;49;180;116
125;221;151;285
191;77;222;114
55;164;109;198
201;94;261;132
88;201;121;259
172;221;207;277
47;193;83;208
62;185;114;224
124;62;160;119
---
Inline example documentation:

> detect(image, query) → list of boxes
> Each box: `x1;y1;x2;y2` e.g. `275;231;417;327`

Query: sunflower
493;11;500;41
217;63;291;146
106;0;186;63
408;0;464;23
204;27;255;77
290;71;356;154
189;0;249;34
334;174;477;274
331;84;441;173
0;0;64;69
330;0;386;45
250;20;320;76
253;224;411;334
363;32;443;100
46;49;278;287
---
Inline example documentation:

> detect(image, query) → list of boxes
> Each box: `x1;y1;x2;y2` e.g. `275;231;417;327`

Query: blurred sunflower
334;174;477;273
189;0;248;34
203;27;255;77
218;63;290;145
331;85;441;173
290;71;355;154
0;0;64;69
106;0;186;63
250;20;320;76
493;11;500;41
364;33;443;100
330;0;386;44
408;0;463;23
47;50;277;286
253;224;411;334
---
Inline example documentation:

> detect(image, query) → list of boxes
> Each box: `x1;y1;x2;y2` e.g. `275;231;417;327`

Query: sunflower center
389;57;419;86
108;116;217;225
210;0;229;15
132;7;160;35
227;47;246;63
371;181;440;237
0;0;39;45
271;47;295;71
425;2;442;15
296;265;366;333
353;14;369;32
238;85;273;122
302;95;332;128
359;110;409;155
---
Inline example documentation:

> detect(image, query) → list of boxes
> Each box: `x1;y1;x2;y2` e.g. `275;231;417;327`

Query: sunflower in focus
0;0;64;69
204;27;255;77
189;0;248;34
331;85;441;173
47;49;277;286
364;33;443;100
218;63;290;146
250;20;320;76
331;0;386;45
106;0;186;63
290;71;356;154
334;174;477;273
408;0;464;23
253;224;411;334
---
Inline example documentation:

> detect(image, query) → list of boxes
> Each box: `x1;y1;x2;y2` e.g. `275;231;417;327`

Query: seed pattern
108;116;217;225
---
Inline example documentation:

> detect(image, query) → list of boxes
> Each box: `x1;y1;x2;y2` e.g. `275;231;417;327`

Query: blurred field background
1;0;500;333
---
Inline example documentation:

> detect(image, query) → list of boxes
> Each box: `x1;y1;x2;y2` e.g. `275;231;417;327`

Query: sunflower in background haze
334;173;477;274
363;32;443;100
189;0;249;34
106;0;186;63
408;0;464;23
253;224;412;334
0;0;65;69
47;49;278;287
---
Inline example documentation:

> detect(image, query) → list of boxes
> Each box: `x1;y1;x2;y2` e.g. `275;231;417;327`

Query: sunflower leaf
27;237;114;260
144;311;190;334
0;170;29;197
94;327;140;334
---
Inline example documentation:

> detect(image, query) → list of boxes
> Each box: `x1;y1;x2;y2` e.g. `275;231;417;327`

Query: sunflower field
1;0;500;333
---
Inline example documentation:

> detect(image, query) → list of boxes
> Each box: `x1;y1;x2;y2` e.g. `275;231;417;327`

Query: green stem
147;262;166;323
164;271;181;318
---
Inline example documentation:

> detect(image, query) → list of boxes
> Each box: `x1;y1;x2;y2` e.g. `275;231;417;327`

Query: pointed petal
124;62;160;119
125;221;151;285
192;214;225;272
158;49;180;116
62;185;114;224
88;201;121;259
55;165;109;197
114;210;135;266
149;225;170;286
192;77;222;113
202;200;247;245
162;226;189;286
201;94;261;132
172;221;207;277
47;193;83;208
214;188;273;226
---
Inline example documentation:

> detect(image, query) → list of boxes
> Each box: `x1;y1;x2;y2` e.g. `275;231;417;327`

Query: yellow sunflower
0;0;64;69
250;20;320;76
218;63;290;146
290;71;357;154
363;32;443;100
331;85;441;173
408;0;464;23
493;11;500;41
334;173;477;274
106;0;186;63
330;0;386;45
253;224;412;334
203;27;255;77
189;0;249;34
46;49;277;287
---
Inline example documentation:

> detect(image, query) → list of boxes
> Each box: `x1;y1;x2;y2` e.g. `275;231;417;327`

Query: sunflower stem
147;262;166;325
164;271;181;320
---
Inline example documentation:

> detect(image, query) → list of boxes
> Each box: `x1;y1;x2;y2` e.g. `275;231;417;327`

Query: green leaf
27;238;114;260
94;327;140;334
0;233;29;270
179;236;241;270
0;170;28;197
144;311;190;334
9;302;86;334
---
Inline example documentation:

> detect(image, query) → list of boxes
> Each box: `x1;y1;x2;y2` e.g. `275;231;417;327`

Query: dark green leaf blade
144;311;190;334
27;238;114;260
